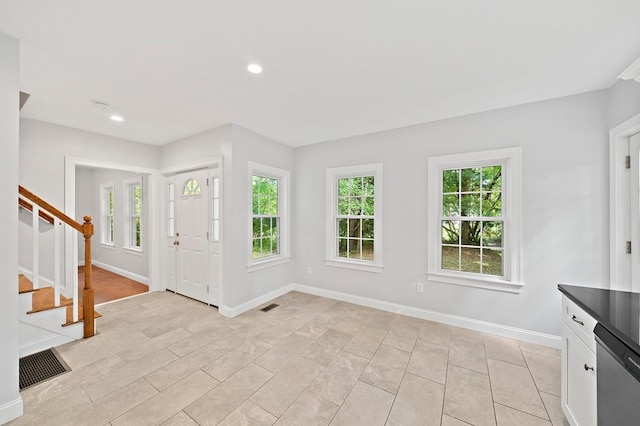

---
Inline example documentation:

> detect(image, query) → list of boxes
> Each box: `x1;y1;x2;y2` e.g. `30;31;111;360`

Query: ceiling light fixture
110;114;124;122
247;64;262;74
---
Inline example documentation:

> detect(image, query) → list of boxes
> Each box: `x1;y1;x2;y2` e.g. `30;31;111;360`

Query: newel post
83;215;95;338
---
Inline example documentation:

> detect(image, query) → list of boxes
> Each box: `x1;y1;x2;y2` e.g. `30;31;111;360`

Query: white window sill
124;247;143;256
426;271;524;293
326;259;383;274
247;256;291;272
100;243;115;250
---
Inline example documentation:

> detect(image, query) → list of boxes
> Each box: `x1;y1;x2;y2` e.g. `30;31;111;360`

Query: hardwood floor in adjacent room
78;265;148;305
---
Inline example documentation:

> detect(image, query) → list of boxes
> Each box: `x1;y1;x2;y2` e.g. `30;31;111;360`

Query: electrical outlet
416;282;424;293
306;267;312;275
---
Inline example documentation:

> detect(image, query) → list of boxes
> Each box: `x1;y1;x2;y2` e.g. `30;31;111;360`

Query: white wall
18;119;160;289
226;125;295;308
19;119;160;207
0;32;23;424
293;90;610;338
609;79;640;128
76;167;149;280
159;124;295;310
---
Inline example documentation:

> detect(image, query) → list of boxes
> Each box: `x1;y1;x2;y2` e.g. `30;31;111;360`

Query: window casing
125;180;142;250
247;162;290;271
427;147;522;293
100;184;114;246
326;163;383;273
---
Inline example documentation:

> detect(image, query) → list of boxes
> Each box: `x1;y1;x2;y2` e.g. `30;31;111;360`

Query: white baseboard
0;396;23;425
90;260;149;286
291;283;562;349
19;333;74;358
219;284;295;318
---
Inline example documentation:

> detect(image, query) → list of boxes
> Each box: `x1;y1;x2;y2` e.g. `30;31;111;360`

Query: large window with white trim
100;184;114;246
326;163;383;273
427;147;522;292
125;179;142;250
248;162;290;270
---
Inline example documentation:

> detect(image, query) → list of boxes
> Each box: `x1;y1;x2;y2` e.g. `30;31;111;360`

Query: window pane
338;238;348;258
352;177;363;194
338;218;348;237
268;196;278;215
252;218;261;237
349;197;363;215
349;238;362;259
461;167;481;192
338;196;349;215
364;176;375;195
362;240;374;260
348;219;360;238
183;178;201;195
482;165;502;191
442;169;459;193
442;246;459;271
482;221;503;247
362;219;374;238
338;178;350;197
253;238;263;258
442;194;459;216
363;196;374;215
442;220;460;244
213;177;219;198
483;249;503;276
460;221;481;246
461;193;480;217
482;192;502;217
460;247;481;273
213;219;219;241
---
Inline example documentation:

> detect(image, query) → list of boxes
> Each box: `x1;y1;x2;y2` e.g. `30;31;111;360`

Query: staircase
17;185;98;357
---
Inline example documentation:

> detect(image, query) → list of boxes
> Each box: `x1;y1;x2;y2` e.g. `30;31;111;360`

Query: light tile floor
11;291;569;426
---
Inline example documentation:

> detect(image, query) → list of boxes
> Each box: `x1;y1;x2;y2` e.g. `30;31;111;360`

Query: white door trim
64;157;161;292
610;114;640;290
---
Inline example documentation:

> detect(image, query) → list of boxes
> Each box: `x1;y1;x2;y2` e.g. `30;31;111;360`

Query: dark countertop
559;284;640;355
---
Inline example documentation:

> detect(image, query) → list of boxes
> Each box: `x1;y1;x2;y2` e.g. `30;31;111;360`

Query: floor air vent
19;348;70;390
260;303;279;312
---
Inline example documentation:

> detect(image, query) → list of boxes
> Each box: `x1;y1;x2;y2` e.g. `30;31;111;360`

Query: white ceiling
1;1;639;147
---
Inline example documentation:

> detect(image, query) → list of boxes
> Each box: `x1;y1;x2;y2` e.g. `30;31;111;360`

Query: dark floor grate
19;348;70;390
260;303;279;312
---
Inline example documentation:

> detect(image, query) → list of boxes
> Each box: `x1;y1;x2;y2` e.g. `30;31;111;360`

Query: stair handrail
18;185;95;338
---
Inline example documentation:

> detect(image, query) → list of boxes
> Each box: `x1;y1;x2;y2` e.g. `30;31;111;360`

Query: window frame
100;183;114;247
124;178;143;252
247;161;291;271
427;147;523;293
325;163;383;273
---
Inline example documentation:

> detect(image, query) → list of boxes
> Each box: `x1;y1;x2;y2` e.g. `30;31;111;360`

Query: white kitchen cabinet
561;296;597;426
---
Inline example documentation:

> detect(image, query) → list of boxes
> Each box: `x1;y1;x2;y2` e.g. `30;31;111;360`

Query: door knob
173;241;180;245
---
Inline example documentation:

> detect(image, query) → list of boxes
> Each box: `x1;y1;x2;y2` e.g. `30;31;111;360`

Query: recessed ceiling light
110;114;124;122
247;64;262;74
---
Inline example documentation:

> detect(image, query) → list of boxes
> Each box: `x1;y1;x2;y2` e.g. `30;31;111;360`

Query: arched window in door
183;178;202;196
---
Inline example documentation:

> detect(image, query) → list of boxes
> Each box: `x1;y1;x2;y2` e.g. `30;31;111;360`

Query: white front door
630;132;640;292
175;169;210;303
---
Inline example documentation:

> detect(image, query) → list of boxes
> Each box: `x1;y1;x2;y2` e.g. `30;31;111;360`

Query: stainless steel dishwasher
594;323;640;425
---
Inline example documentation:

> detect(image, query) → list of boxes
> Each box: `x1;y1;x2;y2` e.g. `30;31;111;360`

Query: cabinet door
563;322;597;426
